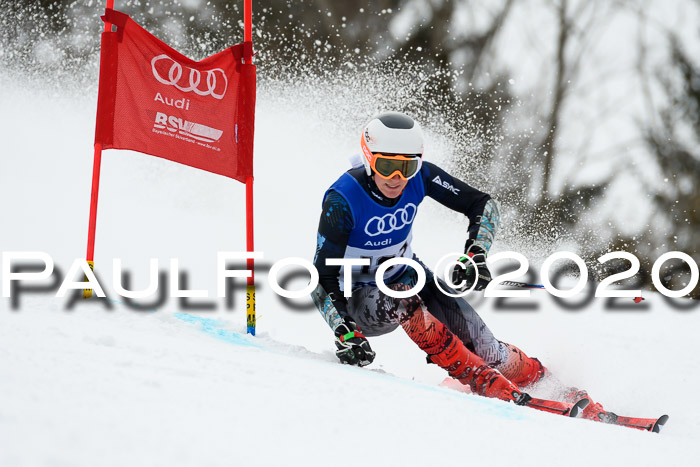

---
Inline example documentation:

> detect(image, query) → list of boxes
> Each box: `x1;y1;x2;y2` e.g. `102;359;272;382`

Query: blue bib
324;172;426;289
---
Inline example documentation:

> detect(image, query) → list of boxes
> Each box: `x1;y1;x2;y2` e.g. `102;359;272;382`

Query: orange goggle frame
361;135;422;180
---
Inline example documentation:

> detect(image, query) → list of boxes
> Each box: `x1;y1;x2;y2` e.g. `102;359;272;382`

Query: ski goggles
361;135;422;180
371;153;422;180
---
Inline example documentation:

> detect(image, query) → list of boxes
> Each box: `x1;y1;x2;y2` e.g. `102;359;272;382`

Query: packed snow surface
2;72;700;467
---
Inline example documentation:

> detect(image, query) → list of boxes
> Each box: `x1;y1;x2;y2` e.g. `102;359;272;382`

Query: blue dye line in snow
174;312;263;348
172;313;525;421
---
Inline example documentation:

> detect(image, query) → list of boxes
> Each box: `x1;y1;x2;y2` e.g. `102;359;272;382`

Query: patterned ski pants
345;258;509;366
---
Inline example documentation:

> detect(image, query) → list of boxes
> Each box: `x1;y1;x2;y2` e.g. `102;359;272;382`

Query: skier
309;111;668;430
311;111;547;404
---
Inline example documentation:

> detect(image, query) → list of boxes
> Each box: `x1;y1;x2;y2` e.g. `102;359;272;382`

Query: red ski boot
495;343;548;388
470;365;525;402
429;334;523;403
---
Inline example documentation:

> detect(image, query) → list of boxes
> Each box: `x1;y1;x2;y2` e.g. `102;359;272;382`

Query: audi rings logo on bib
151;54;228;100
364;204;417;237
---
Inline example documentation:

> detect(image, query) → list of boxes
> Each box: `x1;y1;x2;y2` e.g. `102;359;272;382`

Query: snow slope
2;70;700;467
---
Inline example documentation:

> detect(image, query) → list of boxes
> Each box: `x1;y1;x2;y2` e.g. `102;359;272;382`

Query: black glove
451;244;492;291
334;319;375;367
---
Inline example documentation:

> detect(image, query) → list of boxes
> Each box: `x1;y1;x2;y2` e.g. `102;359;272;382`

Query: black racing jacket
312;161;497;324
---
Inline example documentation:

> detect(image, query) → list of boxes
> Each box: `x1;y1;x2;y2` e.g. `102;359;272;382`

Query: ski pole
499;281;545;289
500;281;644;303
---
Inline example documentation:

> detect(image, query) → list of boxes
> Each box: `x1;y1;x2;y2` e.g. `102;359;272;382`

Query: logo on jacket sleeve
432;175;460;195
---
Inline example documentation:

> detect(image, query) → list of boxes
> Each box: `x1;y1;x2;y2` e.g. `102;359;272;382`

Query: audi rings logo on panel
364;203;417;237
151;54;228;100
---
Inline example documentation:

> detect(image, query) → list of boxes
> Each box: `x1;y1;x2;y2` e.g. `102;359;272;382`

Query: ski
517;393;589;418
440;379;589;418
597;412;670;433
564;389;669;433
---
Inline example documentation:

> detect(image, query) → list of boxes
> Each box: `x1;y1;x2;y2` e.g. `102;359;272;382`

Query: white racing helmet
360;112;424;180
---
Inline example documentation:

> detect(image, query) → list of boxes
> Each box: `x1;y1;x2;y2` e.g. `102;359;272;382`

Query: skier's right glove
334;320;375;367
451;244;492;291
